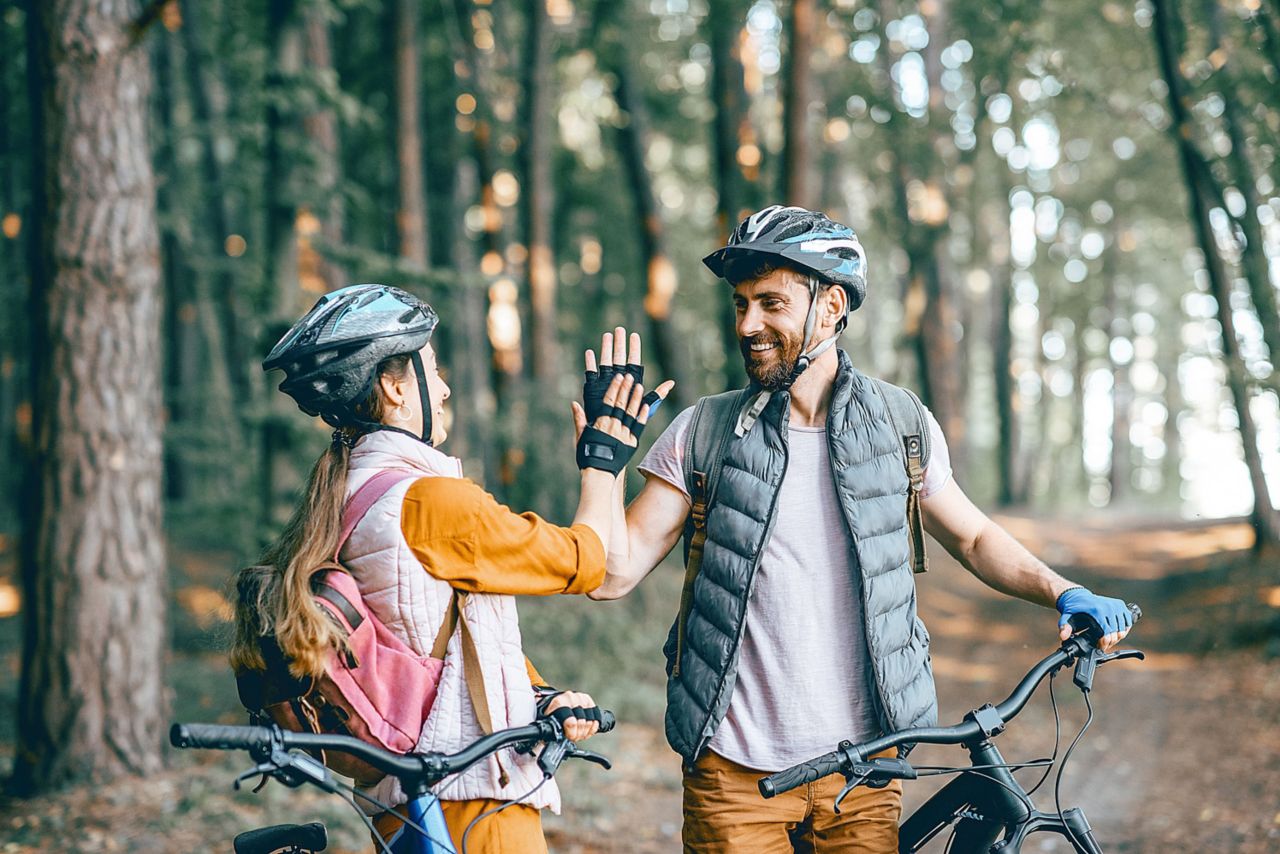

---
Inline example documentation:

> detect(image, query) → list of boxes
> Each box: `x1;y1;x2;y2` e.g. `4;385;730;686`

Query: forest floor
1;511;1278;852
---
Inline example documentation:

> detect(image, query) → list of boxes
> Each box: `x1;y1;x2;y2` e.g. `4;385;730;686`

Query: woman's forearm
572;468;617;554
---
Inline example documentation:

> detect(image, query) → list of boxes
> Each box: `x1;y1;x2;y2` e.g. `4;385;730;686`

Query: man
584;206;1134;853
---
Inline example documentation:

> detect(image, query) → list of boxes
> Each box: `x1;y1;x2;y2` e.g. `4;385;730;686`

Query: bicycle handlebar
760;603;1142;799
171;709;616;786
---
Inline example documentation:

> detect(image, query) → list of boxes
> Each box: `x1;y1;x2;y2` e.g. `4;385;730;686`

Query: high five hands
571;327;676;474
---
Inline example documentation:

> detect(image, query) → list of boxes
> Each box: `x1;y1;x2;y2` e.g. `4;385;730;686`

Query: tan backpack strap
673;472;710;679
430;590;461;660
450;592;495;736
904;433;929;574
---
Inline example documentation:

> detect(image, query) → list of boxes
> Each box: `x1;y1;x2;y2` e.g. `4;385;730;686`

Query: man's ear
821;284;847;328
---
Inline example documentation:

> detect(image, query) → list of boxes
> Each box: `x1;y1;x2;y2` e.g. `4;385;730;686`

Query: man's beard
740;330;805;390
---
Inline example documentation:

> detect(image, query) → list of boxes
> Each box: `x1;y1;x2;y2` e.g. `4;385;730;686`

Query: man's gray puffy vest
663;349;938;761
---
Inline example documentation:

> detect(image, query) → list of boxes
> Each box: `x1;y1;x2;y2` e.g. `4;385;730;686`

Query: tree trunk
301;5;345;291
15;0;167;793
1151;0;1280;545
706;0;748;388
872;0;965;472
781;0;815;207
264;0;303;315
522;0;559;382
394;0;430;269
602;18;690;411
1106;237;1132;504
989;182;1020;506
1206;0;1280;385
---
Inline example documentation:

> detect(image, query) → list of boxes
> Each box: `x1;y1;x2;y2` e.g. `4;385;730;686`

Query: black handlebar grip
170;722;273;752
598;710;616;734
758;750;844;799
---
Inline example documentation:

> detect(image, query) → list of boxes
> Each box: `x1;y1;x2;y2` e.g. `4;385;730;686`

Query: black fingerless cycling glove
576;426;638;474
583;362;644;424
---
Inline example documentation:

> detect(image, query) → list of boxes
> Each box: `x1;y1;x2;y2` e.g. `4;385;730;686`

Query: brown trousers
372;799;547;853
682;750;902;854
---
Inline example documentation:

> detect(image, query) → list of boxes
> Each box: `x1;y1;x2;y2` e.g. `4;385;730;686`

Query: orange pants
372;798;546;853
682;750;903;853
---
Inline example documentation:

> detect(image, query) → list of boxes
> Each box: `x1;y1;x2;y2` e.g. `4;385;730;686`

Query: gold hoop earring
393;403;412;422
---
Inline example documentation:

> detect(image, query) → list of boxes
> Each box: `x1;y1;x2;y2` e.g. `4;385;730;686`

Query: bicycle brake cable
913;763;1043;816
336;789;398;854
1055;689;1095;853
1025;668;1063;798
343;780;458;853
460;774;551;854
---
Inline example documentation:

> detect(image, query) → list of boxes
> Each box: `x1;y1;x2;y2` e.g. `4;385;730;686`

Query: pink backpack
235;470;475;784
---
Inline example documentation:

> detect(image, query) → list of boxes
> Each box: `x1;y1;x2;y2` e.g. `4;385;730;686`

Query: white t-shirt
640;403;952;771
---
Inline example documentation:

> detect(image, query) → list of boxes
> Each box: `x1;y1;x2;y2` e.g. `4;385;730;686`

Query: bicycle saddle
233;821;328;854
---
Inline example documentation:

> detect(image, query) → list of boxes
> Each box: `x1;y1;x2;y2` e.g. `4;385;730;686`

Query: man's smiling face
732;267;813;390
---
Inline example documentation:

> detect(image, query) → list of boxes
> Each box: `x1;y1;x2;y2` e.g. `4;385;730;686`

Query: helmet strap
785;276;839;388
409;349;434;446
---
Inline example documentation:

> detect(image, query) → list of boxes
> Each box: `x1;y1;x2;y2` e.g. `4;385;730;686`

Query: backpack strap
869;379;932;574
332;469;494;741
672;389;748;679
335;469;419;560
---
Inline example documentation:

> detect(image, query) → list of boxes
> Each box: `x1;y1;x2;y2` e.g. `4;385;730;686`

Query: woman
231;284;658;852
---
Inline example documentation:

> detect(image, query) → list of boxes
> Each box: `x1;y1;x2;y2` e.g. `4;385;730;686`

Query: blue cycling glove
1056;586;1133;635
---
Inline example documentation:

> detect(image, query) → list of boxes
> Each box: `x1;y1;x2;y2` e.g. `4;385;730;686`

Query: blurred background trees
2;0;1279;793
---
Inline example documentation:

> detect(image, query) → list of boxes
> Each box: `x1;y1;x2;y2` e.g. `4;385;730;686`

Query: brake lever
833;771;872;814
1099;648;1145;663
565;742;612;770
233;763;276;792
1074;645;1146;692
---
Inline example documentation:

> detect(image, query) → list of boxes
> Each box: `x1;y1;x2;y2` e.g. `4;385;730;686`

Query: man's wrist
1052;583;1086;610
581;468;616;487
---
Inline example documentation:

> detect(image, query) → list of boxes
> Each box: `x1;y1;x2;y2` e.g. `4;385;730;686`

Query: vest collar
347;428;464;478
754;348;861;432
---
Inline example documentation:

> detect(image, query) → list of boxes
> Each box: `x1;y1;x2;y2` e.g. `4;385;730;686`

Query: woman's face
380;343;451;445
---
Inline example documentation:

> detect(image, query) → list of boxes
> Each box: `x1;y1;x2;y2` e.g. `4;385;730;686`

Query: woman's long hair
230;354;411;678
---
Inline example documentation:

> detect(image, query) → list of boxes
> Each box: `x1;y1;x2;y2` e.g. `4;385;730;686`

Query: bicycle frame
899;737;1103;853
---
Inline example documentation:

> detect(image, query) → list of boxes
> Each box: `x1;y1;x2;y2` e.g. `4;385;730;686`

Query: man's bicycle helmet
263;284;439;444
703;205;869;434
703;205;868;312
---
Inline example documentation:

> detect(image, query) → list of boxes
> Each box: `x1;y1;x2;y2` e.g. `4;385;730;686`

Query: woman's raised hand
572;326;675;446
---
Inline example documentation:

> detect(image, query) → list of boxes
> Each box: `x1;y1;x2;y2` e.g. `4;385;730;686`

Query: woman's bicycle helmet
263;284;439;444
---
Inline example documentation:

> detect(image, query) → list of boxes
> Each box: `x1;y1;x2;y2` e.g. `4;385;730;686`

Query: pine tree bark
706;0;748;388
781;0;816;207
1206;0;1280;386
600;14;689;410
1151;0;1280;545
1105;236;1132;503
522;0;560;381
301;6;345;290
394;0;430;269
873;0;966;472
15;0;167;793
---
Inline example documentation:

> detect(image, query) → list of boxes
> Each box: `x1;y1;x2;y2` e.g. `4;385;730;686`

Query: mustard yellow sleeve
525;657;548;688
400;477;606;595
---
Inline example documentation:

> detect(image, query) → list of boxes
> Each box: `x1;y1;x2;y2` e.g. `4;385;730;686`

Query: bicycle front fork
991;807;1104;854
